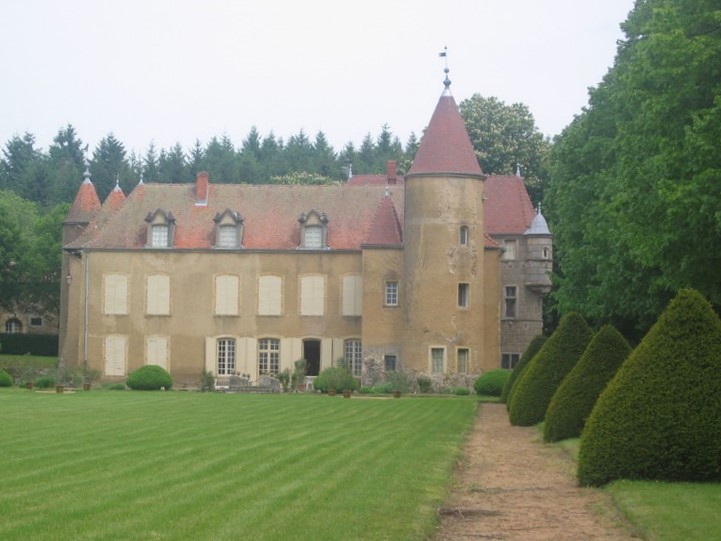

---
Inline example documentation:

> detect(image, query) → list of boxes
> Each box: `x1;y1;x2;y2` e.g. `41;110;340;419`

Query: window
501;353;521;370
504;286;517;319
146;275;170;315
146;336;169;370
258;338;280;375
145;209;176;248
344;339;362;376
4;319;21;334
217;338;236;376
300;275;325;316
431;347;445;374
458;283;470;308
304;226;322;248
151;225;169;247
459;225;469;245
298;210;329;249
217;225;237;247
29;316;43;327
342;275;363;316
542;246;551;259
502;239;517;260
215;275;239;315
104;335;127;376
213;209;243;249
103;274;128;315
385;281;398;306
258;275;282;316
384;354;397;372
457;348;469;374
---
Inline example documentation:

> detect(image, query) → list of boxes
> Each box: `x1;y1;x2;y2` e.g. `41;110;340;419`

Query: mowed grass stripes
0;390;476;541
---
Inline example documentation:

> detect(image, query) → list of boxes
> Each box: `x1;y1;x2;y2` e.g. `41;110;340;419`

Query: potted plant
343;389;352;398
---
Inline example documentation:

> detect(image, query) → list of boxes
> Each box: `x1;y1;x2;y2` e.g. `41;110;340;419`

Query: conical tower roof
65;169;101;224
407;83;483;178
103;180;126;213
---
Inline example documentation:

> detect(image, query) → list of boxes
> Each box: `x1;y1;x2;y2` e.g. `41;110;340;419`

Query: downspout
83;250;90;371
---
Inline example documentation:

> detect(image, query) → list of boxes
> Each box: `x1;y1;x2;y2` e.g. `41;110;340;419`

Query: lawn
550;436;721;540
0;389;477;541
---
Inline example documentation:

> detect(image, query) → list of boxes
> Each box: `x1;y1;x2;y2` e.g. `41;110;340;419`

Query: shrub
35;375;55;389
453;387;470;396
372;382;394;394
508;312;593;426
313;366;358;393
502;334;546;407
386;370;414;393
200;369;215;392
473;369;510;396
0;334;58;356
544;325;631;442
101;382;127;390
417;375;433;394
578;289;721;487
126;365;173;391
0;369;13;387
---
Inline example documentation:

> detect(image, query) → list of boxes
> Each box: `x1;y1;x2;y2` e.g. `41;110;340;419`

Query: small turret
523;206;553;294
63;167;101;245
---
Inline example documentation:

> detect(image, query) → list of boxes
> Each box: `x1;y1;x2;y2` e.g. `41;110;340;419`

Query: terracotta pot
328;389;337;396
343;389;352;399
83;383;91;391
26;382;34;390
393;390;401;398
55;385;65;394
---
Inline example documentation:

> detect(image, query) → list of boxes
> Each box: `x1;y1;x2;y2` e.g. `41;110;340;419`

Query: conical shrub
578;289;721;487
508;312;593;426
502;334;546;407
543;325;631;442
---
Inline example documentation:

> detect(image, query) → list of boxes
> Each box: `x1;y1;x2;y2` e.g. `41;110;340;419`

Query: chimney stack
386;160;397;185
196;171;209;206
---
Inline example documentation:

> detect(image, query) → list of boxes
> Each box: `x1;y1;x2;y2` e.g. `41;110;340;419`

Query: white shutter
104;335;127;375
258;275;282;315
146;275;170;315
342;275;362;316
215;275;239;315
300;275;325;316
104;274;128;315
146;336;169;369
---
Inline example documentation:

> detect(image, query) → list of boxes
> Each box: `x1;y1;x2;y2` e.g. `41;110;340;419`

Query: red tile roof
363;195;402;246
66;179;101;224
407;92;483;178
484;175;535;235
70;183;405;251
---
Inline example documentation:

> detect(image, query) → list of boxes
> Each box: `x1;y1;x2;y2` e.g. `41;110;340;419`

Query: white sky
0;0;636;156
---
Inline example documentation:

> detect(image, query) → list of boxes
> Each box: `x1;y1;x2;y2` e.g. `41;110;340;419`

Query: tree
0;133;45;202
0;191;38;311
89;134;129;201
158;143;189;182
48;125;86;205
543;325;631;442
460;94;550;203
546;0;721;338
578;289;721;486
143;141;160;182
508;312;593;426
501;334;546;406
202;136;239;183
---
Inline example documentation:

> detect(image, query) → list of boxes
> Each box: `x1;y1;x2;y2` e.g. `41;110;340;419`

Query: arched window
344;339;362;376
459;225;469;246
258;338;280;375
5;318;21;334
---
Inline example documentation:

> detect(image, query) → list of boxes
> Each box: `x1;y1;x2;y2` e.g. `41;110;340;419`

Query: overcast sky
0;0;636;157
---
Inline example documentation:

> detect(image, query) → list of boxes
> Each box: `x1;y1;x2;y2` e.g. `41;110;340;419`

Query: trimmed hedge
0;368;13;387
313;366;359;393
543;325;631;442
473;369;510;396
0;334;58;356
126;365;173;391
508;312;593;426
502;334;546;406
578;289;721;487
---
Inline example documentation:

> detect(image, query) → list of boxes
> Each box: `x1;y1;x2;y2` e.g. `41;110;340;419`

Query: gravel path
432;403;639;541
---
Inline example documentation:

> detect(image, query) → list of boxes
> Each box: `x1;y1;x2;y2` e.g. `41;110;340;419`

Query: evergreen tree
48;125;85;205
90;134;128;201
143;141;160;182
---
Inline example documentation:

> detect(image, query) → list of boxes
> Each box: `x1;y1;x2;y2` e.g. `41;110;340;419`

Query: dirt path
432;403;639;541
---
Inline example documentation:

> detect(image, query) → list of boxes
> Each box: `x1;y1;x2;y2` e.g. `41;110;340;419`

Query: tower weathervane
438;46;450;88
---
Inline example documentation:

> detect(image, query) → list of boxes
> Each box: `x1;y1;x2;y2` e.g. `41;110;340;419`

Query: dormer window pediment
145;209;176;248
213;209;244;249
298;209;329;250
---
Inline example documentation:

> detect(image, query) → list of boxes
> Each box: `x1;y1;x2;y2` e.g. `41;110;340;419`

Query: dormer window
298;210;329;250
145;209;176;248
213;209;243;249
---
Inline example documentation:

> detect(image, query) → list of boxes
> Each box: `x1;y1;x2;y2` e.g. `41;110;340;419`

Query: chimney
386;160;397;185
196;171;209;206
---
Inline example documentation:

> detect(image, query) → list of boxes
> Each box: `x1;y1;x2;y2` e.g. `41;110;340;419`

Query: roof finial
537;202;542;214
114;174;121;191
82;144;92;184
516;164;521;177
439;46;451;92
138;172;144;186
